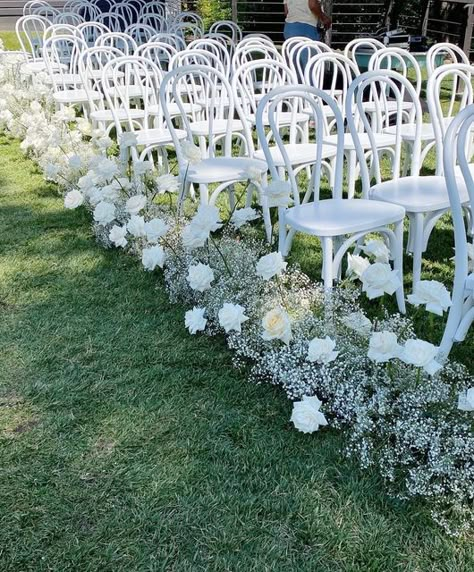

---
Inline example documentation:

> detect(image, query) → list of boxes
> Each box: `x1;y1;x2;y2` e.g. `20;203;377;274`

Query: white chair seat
383;123;435;141
53;90;102;104
149;102;202;117
363;100;414;113
90;108;145;122
135;128;187;146
254;143;337;167
370;175;469;213
187;157;267;184
285;198;406;237
324;132;396;150
248;111;309;126
190;119;244;136
21;60;65;74
88;69;124;80
106;85;144;98
51;73;83;86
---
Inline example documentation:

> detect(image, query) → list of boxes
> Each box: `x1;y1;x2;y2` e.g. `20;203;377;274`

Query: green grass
1;133;474;570
1;32;20;51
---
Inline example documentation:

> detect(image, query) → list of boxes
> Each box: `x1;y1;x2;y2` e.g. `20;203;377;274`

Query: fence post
231;0;238;23
463;4;474;58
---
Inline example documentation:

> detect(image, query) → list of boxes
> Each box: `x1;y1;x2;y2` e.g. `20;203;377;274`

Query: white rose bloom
185;307;207;334
133;160;153;176
94;158;119;182
101;183;120;202
64;190;84;209
256;252;287;281
307;336;338;364
362;239;391;263
68;154;82;170
156;173;179;194
368;331;401;363
93;201;116;226
407;280;452;316
262;307;292;345
231;207;260;229
400;339;442;376
290;396;328;434
119;132;138;147
87;187;104;206
109;224;128;248
144;218;169;243
44;162;60;180
126;194;147;215
342;312;372;336
187;263;215;292
77;118;92;136
142;245;166;271
457;388;474;412
264;180;292;208
181;140;202;164
78;172;96;192
192;204;222;233
218;303;248;333
361;263;401;299
127;215;146;238
30;100;42;113
182;224;209;249
247;165;263;182
347;253;370;280
54;106;76;122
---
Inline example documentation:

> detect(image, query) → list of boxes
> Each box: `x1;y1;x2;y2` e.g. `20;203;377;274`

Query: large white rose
127;215;146;238
290;396;328;433
192;204;222;234
93;201;116;226
144;218;169;242
368;331;401;363
142;245;166;271
407;280;452;316
231;207;260;229
185;307;207;334
256;252;287;281
156;174;179;194
64;190;84;210
458;388;474;411
93;157;118;182
218;303;248;333
187;263;215;292
342;312;372;336
126;194;147;215
361;263;401;299
182;224;209;249
133;160;153;176
68;154;82;171
347;253;370;280
307;336;338;364
362;239;391;264
119;132;138;148
264;180;292;208
109;224;128;248
262;307;292;345
400;339;442;376
181;141;202;164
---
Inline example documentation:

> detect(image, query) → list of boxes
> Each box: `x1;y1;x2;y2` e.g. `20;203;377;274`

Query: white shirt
284;0;319;27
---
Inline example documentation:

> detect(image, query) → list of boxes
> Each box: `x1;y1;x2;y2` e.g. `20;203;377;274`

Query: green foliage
197;0;231;31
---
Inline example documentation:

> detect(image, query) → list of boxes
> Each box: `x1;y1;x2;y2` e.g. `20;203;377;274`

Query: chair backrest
135;41;177;71
53;12;84;26
188;38;231;77
71;1;101;21
426;42;470;76
427;63;474;174
209;20;243;44
256;85;344;203
102;55;163;135
23;0;50;16
170;11;204;31
346;69;423;196
31;4;59;21
369;47;422;96
149;32;186;52
43;34;88;89
344;38;384;70
232;59;298;118
170;49;226;78
76;21;110;46
138;13;166;33
97;12;128;33
304;52;359;111
139;1;166;19
160;64;239;161
288;40;329;82
232;42;284;75
125;23;157;45
15;15;48;60
95;32;138;56
169;22;203;42
111;2;139;27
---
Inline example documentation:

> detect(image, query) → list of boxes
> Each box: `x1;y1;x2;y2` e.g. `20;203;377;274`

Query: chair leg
393;220;406;314
410;212;425;288
346;151;357;199
321;237;334;290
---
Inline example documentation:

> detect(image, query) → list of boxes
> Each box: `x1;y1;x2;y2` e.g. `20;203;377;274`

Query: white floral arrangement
1;57;473;535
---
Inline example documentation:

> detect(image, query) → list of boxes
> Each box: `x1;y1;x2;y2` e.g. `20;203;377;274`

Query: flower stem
210;236;232;277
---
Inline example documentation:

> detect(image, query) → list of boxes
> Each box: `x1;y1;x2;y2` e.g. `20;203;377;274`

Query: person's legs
283;22;320;41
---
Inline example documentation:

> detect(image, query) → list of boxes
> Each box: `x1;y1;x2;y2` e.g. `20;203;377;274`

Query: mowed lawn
1;33;474;571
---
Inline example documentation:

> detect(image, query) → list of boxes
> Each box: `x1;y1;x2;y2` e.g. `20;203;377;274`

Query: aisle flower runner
1;51;473;535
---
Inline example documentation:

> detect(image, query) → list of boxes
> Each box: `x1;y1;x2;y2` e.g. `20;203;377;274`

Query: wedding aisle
0;136;473;570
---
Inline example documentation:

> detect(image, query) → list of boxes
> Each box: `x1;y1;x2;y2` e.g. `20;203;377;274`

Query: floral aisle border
1;51;473;535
